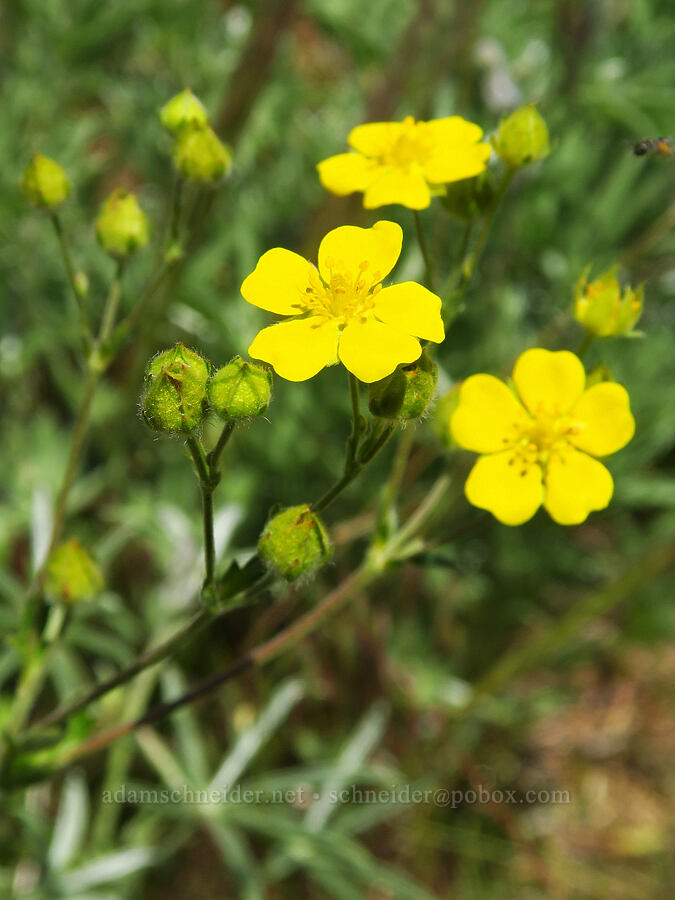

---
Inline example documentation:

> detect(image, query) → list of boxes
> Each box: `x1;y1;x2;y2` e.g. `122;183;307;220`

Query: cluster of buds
160;88;232;184
573;265;644;337
140;344;272;436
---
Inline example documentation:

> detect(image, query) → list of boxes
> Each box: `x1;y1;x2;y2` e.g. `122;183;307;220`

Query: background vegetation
1;0;674;896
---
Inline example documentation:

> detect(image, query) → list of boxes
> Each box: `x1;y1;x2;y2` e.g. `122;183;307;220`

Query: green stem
50;212;91;349
186;437;216;588
208;420;236;473
98;260;125;344
27;609;210;734
413;209;435;292
577;332;595;360
312;373;365;513
450;166;515;302
168;175;184;245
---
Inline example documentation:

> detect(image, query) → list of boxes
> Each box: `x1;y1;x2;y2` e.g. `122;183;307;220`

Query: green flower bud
74;271;89;299
141;344;210;434
208;356;272;421
573;265;644;337
95;188;150;258
173;124;232;183
20;154;71;210
368;350;438;421
160;88;209;134
258;504;332;582
492;104;550;167
45;540;104;604
441;169;496;221
432;384;462;448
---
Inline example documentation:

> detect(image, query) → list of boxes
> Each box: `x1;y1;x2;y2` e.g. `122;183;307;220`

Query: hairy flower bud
258;504;332;582
45;540;104;604
368;350;438;421
173;124;232;183
160;88;209;134
492;105;550;167
141;344;210;434
573;265;644;336
95;188;150;258
20;154;71;210
208;356;272;420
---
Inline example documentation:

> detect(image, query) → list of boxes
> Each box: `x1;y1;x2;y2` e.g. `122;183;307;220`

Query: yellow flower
242;221;444;382
450;349;635;526
317;116;491;210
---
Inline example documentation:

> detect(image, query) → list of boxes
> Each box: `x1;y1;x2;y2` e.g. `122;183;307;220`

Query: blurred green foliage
1;0;674;896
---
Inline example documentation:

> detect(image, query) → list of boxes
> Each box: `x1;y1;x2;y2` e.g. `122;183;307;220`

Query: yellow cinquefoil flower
451;349;635;526
243;221;444;382
317;116;491;210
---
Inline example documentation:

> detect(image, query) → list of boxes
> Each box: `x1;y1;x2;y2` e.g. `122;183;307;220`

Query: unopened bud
20;154;71;210
573;265;644;336
45;540;104;604
492;104;550;167
258;504;332;582
74;271;89;299
368;350;438;421
173;124;232;183
208;357;272;421
95;188;150;258
160;88;209;134
141;344;210;434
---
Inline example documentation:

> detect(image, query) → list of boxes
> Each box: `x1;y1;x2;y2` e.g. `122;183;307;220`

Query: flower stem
98;259;125;344
413;209;435;292
577;332;595;360
50;212;91;350
186;437;216;588
312;373;365;513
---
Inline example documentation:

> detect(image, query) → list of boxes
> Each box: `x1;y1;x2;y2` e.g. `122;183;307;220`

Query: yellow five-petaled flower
242;221;445;383
317;116;491;210
451;349;635;525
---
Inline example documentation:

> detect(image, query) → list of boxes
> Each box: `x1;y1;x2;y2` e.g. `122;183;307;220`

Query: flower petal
568;382;635;457
373;282;445;343
348;121;403;156
451;375;528;453
544;448;613;525
513;348;585;416
318;220;402;286
465;451;543;525
422;117;491;184
316;153;378;196
363;167;431;210
248;316;339;382
241;248;316;315
338;318;420;383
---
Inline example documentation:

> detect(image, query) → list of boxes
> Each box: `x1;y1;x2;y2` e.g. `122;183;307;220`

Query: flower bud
173;124;232;183
208;356;272;420
492;104;550;167
573;265;644;336
74;271;89;299
441;169;496;221
258;504;332;582
368;350;438;421
20;154;71;210
45;540;104;604
160;88;209;134
95;188;150;258
141;344;210;434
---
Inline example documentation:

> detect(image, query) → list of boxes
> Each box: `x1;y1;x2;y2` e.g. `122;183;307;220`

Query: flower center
296;260;382;325
504;406;583;475
379;117;431;170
